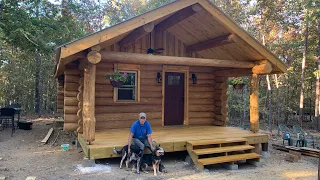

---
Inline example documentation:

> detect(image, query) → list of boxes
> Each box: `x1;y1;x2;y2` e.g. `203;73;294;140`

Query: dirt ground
0;118;319;180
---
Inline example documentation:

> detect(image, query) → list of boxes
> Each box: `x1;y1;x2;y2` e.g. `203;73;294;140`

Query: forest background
0;0;319;132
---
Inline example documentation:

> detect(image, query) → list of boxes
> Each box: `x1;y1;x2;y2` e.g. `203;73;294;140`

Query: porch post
250;74;259;133
83;46;100;144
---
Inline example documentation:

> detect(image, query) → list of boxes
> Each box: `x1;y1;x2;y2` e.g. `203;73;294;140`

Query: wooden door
164;72;185;126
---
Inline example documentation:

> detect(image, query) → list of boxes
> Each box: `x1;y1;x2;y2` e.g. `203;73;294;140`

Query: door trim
162;65;189;126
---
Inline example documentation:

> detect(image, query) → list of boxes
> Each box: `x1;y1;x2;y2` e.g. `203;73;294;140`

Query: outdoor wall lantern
157;72;162;83
191;73;197;84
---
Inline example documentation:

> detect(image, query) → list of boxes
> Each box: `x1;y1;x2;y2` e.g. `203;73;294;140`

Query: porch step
193;145;255;155
198;153;261;165
186;138;261;170
188;138;248;146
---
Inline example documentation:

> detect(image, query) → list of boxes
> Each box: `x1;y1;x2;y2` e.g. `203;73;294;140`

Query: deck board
78;125;268;159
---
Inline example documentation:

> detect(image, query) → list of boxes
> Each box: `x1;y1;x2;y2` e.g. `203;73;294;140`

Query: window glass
168;75;180;85
117;71;137;101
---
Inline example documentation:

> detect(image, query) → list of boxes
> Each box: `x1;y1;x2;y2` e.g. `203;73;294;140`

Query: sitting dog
152;145;165;176
113;145;142;172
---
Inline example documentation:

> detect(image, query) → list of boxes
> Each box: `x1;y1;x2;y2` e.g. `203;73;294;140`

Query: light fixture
191;73;197;84
157;72;162;83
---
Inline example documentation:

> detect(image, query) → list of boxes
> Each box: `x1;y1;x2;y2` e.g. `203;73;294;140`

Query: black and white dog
140;145;166;176
113;145;142;173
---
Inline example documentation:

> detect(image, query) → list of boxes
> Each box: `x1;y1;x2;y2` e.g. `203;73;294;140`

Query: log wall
64;63;80;131
62;30;229;131
57;79;64;114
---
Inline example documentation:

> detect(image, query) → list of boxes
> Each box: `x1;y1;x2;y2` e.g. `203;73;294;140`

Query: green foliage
229;77;245;85
106;71;127;82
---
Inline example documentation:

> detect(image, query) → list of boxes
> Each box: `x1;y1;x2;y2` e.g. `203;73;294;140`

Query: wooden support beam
215;68;252;77
100;51;254;68
119;22;154;48
252;60;272;74
155;4;203;33
82;63;96;144
186;34;237;53
250;74;259;133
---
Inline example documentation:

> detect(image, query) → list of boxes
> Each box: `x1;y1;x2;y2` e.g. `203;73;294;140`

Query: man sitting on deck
128;112;155;157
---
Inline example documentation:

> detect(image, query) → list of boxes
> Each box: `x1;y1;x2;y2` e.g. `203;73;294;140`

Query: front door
164;72;185;126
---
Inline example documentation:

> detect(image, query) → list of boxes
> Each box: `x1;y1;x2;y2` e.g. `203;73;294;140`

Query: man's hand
128;148;131;154
151;146;155;151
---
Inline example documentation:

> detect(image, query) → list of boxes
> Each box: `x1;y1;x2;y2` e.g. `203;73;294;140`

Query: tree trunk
299;14;309;127
34;50;40;115
243;84;247;126
317;21;320;131
266;75;272;134
274;74;280;135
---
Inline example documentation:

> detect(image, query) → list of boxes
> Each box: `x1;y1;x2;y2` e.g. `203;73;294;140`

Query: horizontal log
215;68;252;77
95;84;113;91
96;76;111;84
95;91;113;98
64;114;79;123
96;112;162;121
213;120;228;126
77;109;82;119
189;105;215;112
140;91;162;98
141;78;162;86
65;83;79;91
252;60;272;74
64;97;78;106
77;91;83;101
140;71;159;79
57;105;64;109
188;118;214;125
215;114;228;121
96;62;114;69
65;75;80;83
215;76;228;83
214;94;228;101
214;107;228;115
189;98;215;105
57;96;64;100
63;123;78;131
189;93;214;99
87;50;101;64
95;97;162;106
96;119;162;129
96;69;114;76
189;86;214;92
141;86;161;92
215;100;227;107
64;106;79;114
189;73;215;80
64;69;80;75
78;101;83;109
77;126;83;133
189;66;215;73
101;51;255;68
214;82;228;90
189;112;215;118
189;79;215;86
140;65;162;71
79;77;84;86
95;105;162;113
187;34;236;53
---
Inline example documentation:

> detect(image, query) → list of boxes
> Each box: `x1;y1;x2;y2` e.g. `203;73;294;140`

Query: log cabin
54;0;286;169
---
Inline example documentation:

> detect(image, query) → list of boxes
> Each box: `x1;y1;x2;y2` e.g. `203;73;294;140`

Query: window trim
113;64;140;103
116;70;137;102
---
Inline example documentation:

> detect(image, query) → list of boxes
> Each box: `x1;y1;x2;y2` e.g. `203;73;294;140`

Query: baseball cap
139;112;146;119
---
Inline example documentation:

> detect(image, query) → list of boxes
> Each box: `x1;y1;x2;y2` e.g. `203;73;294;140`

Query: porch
78;125;268;159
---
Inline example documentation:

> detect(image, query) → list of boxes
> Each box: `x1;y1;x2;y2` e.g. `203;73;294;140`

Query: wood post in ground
250;74;259;132
82;62;96;144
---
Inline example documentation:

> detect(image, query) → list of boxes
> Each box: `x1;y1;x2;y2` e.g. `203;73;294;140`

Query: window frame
113;64;140;103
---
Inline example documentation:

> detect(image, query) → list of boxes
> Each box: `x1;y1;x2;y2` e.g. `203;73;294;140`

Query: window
168;75;181;85
116;71;137;101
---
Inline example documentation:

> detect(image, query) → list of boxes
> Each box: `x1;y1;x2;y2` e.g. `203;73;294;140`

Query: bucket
61;144;70;151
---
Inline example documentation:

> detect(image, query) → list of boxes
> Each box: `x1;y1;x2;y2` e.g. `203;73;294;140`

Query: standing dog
152;145;165;176
113;145;142;173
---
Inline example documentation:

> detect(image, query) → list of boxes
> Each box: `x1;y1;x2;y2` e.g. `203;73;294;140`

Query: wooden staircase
187;138;261;169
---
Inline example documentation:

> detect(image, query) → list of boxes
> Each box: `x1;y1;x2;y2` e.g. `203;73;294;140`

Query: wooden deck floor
78;126;268;159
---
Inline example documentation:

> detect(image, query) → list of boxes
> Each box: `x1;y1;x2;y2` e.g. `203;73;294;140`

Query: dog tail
113;147;122;155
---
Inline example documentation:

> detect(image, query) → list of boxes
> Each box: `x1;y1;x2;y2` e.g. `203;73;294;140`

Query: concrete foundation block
81;157;96;167
221;163;238;170
247;159;261;167
75;140;81;148
0;176;5;180
261;151;270;159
